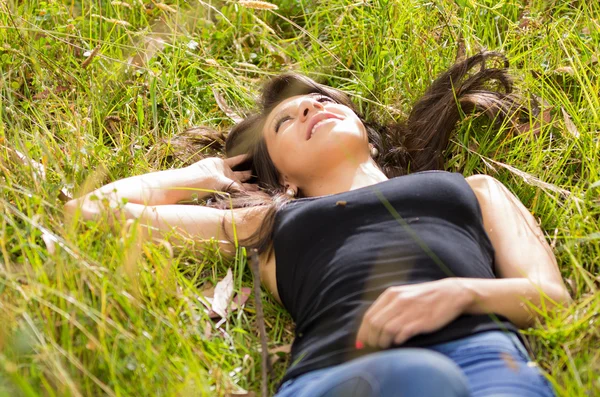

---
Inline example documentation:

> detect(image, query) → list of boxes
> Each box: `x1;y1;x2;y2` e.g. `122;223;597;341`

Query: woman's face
262;93;370;188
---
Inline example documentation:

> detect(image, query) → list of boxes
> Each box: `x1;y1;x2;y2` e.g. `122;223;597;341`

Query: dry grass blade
110;1;132;9
81;45;101;69
91;14;131;27
212;87;244;123
155;3;177;12
238;0;278;10
481;157;577;200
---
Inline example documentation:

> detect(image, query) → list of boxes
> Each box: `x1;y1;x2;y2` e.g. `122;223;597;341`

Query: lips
306;112;343;140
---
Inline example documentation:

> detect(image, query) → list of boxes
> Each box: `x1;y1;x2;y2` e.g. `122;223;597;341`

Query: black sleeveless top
273;171;520;385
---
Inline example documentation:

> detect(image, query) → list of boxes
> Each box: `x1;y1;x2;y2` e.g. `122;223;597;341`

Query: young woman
66;52;571;396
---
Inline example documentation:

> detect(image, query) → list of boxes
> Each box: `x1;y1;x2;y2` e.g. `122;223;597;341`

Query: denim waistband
427;330;531;361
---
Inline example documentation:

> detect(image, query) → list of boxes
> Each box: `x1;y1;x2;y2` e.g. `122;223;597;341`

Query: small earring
370;146;379;158
285;187;296;198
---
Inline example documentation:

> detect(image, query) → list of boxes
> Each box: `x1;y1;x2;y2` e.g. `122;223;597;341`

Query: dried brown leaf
561;108;580;139
515;106;553;136
231;287;252;310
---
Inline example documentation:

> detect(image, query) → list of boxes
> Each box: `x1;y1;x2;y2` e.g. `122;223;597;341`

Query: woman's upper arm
465;175;567;289
124;203;267;255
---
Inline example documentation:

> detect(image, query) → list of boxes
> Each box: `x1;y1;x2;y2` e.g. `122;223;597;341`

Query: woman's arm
356;174;572;348
64;154;263;253
64;155;251;221
460;175;572;326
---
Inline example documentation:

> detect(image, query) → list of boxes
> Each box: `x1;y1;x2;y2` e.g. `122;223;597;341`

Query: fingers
234;170;253;181
224;153;250;167
356;289;395;344
393;324;418;345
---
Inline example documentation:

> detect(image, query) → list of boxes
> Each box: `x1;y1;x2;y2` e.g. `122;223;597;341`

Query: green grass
1;0;599;395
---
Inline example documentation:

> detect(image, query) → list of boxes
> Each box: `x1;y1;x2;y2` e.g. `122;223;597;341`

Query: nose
298;97;325;122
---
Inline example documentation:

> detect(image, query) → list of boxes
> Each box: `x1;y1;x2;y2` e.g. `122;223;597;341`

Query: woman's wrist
446;277;477;315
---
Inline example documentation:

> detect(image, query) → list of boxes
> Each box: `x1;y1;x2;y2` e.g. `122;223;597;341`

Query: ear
281;175;298;192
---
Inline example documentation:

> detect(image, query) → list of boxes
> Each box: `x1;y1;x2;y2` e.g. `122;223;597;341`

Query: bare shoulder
465;174;501;189
465;174;506;202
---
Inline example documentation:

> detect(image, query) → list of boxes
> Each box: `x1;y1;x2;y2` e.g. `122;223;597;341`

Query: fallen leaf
561;108;580;139
231;287;252;310
199;282;250;319
212;87;244;123
211;269;234;318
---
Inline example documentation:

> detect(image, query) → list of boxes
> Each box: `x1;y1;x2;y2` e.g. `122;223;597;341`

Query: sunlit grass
0;0;599;395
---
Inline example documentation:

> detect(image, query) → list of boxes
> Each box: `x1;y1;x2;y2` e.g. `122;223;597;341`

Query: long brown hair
184;51;527;255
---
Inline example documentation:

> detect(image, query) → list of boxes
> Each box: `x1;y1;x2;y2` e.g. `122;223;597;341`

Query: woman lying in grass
66;52;571;397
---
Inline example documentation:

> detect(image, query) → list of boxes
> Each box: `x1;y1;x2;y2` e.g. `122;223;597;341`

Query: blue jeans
275;331;555;397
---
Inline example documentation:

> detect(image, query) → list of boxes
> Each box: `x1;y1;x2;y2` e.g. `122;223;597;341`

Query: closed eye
275;116;292;133
316;95;334;103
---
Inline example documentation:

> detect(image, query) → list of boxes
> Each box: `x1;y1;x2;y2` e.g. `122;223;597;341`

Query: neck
299;159;388;198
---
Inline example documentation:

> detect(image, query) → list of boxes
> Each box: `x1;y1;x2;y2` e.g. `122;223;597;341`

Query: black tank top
273;171;519;385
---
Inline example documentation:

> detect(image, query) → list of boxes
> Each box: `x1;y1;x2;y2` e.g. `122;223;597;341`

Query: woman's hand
356;278;472;349
193;154;258;194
